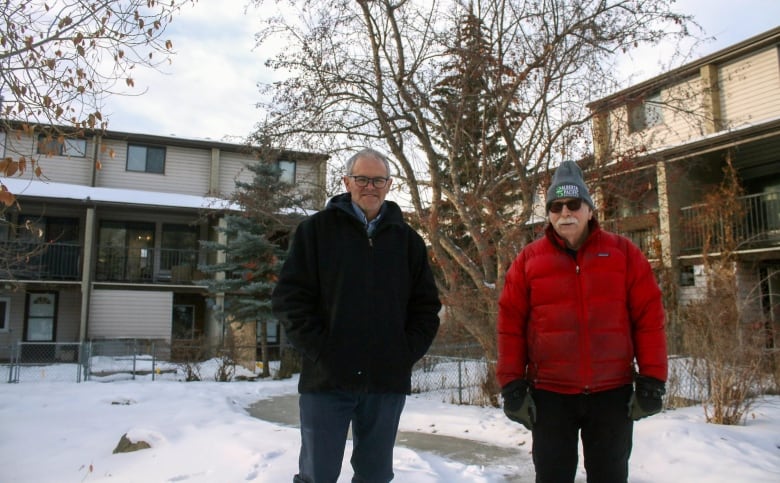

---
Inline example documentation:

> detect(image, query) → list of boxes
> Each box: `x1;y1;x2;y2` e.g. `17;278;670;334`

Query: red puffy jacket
497;220;667;394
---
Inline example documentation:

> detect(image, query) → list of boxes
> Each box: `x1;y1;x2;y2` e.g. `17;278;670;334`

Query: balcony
96;246;203;283
0;241;80;280
601;213;661;259
680;191;780;253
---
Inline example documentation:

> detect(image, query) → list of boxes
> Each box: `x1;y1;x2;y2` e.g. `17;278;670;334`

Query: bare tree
249;0;695;367
1;0;197;200
679;157;768;424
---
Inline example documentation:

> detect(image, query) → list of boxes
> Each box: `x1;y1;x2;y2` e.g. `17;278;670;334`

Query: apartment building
587;27;780;346
0;125;327;361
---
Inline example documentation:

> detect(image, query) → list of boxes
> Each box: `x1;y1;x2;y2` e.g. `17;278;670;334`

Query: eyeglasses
348;175;390;188
549;199;583;213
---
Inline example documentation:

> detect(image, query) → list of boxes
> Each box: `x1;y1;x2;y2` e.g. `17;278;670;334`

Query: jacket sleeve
496;251;530;388
404;232;442;363
626;241;668;382
271;220;326;362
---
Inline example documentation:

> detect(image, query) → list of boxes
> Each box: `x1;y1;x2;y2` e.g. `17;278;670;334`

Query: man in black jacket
272;148;441;483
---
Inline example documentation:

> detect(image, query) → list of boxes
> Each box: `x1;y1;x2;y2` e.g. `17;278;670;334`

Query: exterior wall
33;142;94;185
719;46;780;129
0;129;94;185
218;152;255;197
54;289;82;342
736;262;764;324
678;264;707;307
95;139;212;196
602;44;780;159
0;290;29;350
602;75;703;157
296;161;326;207
88;289;173;341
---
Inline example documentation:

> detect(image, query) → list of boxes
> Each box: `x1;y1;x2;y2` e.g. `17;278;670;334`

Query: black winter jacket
272;193;441;394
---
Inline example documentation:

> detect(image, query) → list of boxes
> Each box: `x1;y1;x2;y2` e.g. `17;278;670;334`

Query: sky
101;0;780;142
1;359;779;482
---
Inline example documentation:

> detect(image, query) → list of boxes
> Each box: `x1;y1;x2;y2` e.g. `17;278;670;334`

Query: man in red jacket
497;160;667;483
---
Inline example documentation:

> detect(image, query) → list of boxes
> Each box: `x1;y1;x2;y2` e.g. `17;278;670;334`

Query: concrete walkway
247;394;531;478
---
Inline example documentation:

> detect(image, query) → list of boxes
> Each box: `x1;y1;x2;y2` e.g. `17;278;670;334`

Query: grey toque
545;160;595;211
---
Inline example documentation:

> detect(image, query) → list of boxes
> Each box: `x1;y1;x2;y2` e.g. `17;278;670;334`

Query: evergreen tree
199;153;310;378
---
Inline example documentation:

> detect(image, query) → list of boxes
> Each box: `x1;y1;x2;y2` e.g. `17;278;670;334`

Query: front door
23;292;58;362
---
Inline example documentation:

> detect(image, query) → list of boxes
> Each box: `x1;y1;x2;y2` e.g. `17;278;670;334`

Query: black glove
628;375;666;420
501;379;536;430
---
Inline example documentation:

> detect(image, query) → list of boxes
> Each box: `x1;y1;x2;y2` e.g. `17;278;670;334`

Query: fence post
458;359;464;405
152;342;156;382
8;341;19;383
132;339;137;380
84;340;92;382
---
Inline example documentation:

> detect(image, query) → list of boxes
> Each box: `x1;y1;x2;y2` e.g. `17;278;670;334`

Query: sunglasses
549;199;583;213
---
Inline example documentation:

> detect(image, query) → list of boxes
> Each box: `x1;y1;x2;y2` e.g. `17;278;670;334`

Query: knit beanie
545;160;595;211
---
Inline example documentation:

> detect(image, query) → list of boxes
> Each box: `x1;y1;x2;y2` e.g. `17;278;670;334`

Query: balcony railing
96;246;202;283
0;242;205;283
680;191;780;253
601;213;661;259
0;241;80;280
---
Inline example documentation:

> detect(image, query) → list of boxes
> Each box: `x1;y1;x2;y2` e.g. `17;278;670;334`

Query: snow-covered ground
0;359;779;482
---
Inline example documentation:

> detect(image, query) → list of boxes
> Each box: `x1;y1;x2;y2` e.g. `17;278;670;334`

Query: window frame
126;144;166;174
628;92;663;133
0;296;10;331
36;134;87;158
278;159;296;184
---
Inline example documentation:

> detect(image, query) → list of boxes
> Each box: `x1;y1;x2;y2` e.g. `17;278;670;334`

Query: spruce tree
199;152;310;378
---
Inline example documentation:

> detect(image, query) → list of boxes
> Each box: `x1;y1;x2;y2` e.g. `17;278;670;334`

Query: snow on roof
2;177;240;211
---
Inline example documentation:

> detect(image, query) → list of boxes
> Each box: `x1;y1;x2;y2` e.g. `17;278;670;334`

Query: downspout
79;132;101;341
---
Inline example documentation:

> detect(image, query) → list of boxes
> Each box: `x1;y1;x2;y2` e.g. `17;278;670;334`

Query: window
628;92;663;133
161;224;198;273
96;221;155;281
25;292;57;341
36;135;87;157
127;144;165;173
278;159;296;184
679;266;694;286
257;319;280;344
172;304;196;340
0;297;9;331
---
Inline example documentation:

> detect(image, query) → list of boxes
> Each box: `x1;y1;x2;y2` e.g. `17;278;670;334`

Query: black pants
531;385;634;483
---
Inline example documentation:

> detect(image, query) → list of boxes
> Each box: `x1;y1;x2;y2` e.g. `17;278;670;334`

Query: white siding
56;289;82;342
88;289;172;341
720;47;780;128
36;152;94;185
218;153;255;196
95;140;212;196
0;290;28;346
0;130;94;185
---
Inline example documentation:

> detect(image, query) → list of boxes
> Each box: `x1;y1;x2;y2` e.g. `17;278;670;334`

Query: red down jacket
497;220;667;394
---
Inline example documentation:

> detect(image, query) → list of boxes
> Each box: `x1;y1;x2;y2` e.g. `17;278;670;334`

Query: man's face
549;197;593;250
343;156;392;221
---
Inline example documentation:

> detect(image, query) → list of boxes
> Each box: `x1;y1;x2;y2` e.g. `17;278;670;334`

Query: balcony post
656;161;675;268
79;206;96;342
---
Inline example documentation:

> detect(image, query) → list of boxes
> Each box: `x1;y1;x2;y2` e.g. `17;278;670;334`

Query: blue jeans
294;391;406;483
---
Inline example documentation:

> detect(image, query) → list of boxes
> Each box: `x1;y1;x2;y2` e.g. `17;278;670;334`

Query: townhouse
587;27;780;348
0;125;326;362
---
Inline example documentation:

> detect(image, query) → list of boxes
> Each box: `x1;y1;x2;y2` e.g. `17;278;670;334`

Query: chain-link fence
411;355;493;405
2;342;85;383
2;339;495;404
